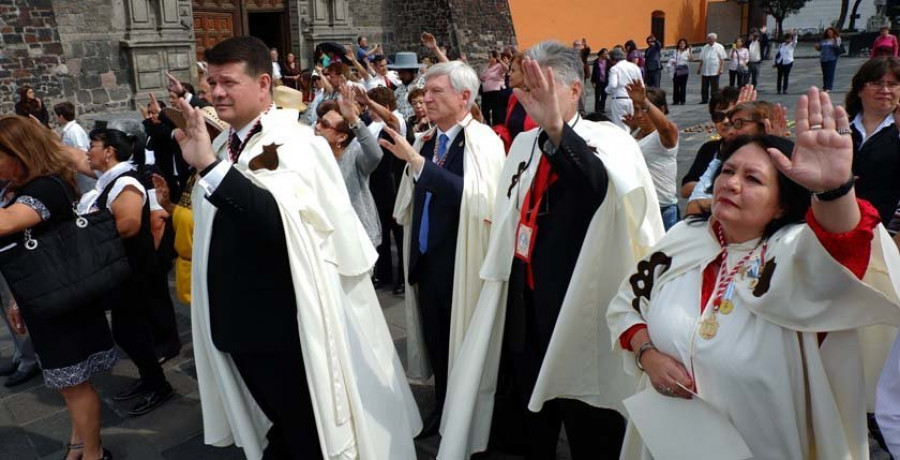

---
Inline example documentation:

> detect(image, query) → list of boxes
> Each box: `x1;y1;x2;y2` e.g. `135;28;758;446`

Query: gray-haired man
698;33;727;104
606;47;644;131
438;41;664;459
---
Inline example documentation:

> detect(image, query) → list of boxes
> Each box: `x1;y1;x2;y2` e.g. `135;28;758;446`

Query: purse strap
21;176;86;251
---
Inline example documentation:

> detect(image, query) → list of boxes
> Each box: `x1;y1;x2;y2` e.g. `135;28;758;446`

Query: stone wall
389;0;516;64
347;0;395;52
0;0;69;115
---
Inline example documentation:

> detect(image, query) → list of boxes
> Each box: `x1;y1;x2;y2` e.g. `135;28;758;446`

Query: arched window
651;10;666;45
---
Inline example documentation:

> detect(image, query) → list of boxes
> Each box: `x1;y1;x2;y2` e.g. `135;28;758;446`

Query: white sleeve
877;333;900;459
688;157;720;202
198;160;232;196
106;177;147;211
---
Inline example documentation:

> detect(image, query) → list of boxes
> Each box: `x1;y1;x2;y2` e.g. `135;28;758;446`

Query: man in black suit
173;37;322;459
380;61;481;437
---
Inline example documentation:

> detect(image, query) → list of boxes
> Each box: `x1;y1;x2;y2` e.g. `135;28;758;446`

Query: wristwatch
349;118;364;130
812;176;855;202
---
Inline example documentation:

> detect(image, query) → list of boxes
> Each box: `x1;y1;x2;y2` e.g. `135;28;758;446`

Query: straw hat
273;86;308;113
162;105;230;139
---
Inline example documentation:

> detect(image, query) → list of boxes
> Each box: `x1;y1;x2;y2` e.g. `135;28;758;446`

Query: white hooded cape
191;109;421;460
437;120;665;459
392;114;505;380
607;217;900;459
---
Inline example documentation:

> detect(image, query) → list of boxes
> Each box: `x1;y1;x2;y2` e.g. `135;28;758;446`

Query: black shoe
0;360;18;377
127;382;173;416
113;380;147;401
415;408;442;439
4;367;39;387
372;277;387;289
392;284;405;296
95;448;112;460
699;101;708;105
156;347;180;365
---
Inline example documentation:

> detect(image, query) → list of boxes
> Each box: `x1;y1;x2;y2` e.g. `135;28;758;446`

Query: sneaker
4;367;39;387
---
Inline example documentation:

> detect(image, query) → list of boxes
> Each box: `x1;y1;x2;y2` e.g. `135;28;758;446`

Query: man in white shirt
54;101;96;193
697;33;727;104
605;47;644;131
748;31;762;87
270;47;282;85
366;55;402;90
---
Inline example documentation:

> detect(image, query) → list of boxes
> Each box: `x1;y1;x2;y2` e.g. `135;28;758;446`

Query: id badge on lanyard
515;221;537;263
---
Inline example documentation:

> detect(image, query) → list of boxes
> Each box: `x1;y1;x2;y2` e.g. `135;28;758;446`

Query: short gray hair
707;33;717;40
525;41;584;86
424;61;480;110
610;48;627;62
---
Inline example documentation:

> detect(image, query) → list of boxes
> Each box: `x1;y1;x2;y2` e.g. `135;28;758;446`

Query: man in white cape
173;36;420;460
382;61;505;437
437;42;664;459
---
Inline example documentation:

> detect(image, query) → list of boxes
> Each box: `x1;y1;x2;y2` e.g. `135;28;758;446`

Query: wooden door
194;12;235;62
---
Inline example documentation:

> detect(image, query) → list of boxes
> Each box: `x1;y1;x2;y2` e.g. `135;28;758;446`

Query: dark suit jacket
144;116;191;197
507;125;609;366
408;130;466;283
202;166;301;353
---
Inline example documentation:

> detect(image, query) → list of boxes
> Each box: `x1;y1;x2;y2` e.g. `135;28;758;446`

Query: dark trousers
594;83;608;113
374;206;395;283
821;59;838;90
231;349;323;460
498;284;626;459
481;90;507;126
645;69;662;88
111;300;167;390
672;74;688;104
700;75;719;103
776;63;793;92
415;255;453;407
749;61;760;87
147;268;181;357
729;70;748;88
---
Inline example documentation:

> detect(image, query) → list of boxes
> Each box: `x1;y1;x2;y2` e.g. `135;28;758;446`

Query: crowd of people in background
1;21;900;460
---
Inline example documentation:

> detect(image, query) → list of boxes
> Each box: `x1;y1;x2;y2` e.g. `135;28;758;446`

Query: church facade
0;0;516;120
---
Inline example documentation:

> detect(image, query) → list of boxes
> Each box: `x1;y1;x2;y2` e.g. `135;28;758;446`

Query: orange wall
509;0;710;50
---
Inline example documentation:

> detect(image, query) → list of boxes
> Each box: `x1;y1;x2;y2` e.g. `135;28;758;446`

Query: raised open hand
768;87;852;192
165;71;185;96
337;85;361;123
421;32;438;50
172;98;217;171
625;80;647;106
378;125;423;172
737;84;757;104
763;103;790;137
512;57;564;137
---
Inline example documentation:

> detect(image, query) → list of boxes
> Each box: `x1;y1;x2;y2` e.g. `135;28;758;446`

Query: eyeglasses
723;118;760;130
864;80;900;90
410;100;426;106
315;118;335;130
711;111;727;123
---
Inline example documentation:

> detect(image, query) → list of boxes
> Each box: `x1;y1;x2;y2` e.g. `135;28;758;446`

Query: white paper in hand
623;388;752;460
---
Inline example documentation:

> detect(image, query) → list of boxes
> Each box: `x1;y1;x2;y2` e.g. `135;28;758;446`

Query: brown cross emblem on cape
249;142;281;171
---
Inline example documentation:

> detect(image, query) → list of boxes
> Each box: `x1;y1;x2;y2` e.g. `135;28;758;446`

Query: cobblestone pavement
0;45;891;460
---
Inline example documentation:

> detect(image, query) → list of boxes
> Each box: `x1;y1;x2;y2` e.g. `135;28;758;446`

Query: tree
755;0;812;38
836;0;850;30
847;0;865;31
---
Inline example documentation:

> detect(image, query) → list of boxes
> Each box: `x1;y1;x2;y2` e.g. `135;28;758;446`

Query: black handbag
0;177;131;319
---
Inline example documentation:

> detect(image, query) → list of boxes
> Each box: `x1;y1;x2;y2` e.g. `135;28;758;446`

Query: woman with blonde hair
0;116;114;460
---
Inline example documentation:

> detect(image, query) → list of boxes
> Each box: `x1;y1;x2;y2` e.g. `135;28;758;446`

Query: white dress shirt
60;120;90;151
699;43;727;76
605;60;644;97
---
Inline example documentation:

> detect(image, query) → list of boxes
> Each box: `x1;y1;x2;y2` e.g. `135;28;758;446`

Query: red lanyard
711;221;766;310
515;155;558;289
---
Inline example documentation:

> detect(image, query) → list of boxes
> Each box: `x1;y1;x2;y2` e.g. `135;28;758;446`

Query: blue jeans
821;59;838;91
661;204;680;231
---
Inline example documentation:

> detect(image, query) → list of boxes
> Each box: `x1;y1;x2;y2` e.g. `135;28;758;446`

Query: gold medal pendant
748;279;759;289
718;299;734;315
699;314;719;340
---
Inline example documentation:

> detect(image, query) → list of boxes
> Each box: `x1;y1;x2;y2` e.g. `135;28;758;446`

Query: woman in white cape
607;87;900;459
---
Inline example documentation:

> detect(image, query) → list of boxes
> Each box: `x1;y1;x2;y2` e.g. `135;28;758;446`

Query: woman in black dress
0;115;114;460
80;129;173;418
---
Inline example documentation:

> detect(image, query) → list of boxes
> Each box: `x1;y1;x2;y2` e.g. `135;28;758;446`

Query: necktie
418;133;450;254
